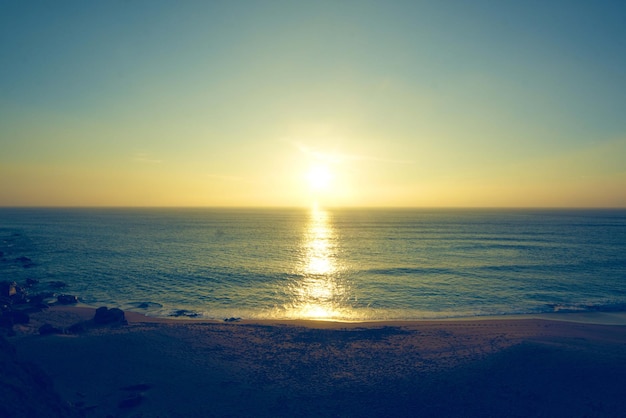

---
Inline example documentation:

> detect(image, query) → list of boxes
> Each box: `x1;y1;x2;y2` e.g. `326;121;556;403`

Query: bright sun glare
307;165;333;191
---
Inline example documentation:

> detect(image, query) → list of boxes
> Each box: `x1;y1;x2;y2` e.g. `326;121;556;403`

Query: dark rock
11;288;29;305
39;323;62;335
0;281;17;297
169;309;200;318
94;306;108;321
118;394;143;408
94;307;126;325
56;294;78;305
224;317;242;322
132;301;162;309
0;281;29;304
109;308;126;323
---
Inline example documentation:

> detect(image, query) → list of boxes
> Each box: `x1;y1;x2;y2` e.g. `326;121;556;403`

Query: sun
307;165;333;191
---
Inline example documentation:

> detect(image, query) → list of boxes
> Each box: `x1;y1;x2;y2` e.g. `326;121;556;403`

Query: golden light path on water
286;205;356;320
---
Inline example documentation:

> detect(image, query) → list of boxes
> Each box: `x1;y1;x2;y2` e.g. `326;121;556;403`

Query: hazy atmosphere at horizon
1;1;625;208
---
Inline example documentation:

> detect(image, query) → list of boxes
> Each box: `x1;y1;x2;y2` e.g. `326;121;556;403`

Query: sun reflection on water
286;206;354;320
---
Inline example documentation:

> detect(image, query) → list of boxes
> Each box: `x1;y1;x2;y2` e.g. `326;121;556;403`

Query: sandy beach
3;306;626;417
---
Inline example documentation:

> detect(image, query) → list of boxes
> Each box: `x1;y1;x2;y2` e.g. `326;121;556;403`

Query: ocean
1;207;625;321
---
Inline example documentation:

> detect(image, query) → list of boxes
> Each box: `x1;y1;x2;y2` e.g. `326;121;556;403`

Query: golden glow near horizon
1;3;625;208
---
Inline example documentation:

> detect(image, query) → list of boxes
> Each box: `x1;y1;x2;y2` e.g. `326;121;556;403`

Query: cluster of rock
0;278;82;336
38;307;127;336
0;244;86;334
0;247;130;416
1;277;129;337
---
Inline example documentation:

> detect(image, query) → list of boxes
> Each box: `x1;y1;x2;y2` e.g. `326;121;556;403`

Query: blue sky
1;1;625;207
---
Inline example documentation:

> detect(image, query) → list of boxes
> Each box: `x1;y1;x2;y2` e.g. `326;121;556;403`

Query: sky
1;0;625;208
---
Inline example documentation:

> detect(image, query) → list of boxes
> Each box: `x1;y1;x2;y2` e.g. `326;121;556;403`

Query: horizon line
1;205;625;210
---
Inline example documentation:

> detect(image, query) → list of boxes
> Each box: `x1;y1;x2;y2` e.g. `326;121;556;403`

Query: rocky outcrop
169;309;200;318
94;307;126;325
1;280;28;304
224;317;241;322
0;276;83;335
36;307;128;336
1;280;47;336
56;294;78;305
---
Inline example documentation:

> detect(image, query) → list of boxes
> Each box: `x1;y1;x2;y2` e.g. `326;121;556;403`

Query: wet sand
7;306;626;417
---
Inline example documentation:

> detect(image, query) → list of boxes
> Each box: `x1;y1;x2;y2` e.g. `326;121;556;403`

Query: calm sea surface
1;208;625;321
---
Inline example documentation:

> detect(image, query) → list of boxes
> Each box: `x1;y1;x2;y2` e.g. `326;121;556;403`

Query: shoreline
6;305;626;417
47;304;626;328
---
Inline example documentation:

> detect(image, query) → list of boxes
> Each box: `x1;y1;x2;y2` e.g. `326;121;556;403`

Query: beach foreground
4;307;626;417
